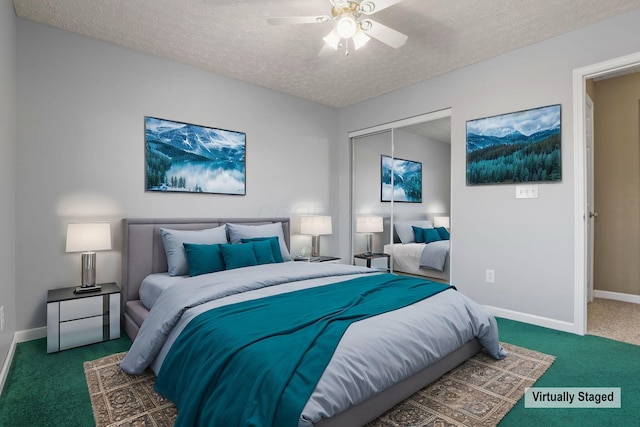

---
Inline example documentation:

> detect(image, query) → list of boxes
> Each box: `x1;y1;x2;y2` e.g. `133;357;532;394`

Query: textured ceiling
12;0;640;108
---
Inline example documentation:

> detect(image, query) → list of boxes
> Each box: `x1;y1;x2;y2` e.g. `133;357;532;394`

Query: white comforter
121;262;505;426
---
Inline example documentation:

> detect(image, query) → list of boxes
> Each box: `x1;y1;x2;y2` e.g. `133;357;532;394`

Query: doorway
574;52;640;335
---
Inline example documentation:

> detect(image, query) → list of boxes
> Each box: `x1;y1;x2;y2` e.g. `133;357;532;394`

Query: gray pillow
161;226;228;276
394;220;433;244
226;222;292;262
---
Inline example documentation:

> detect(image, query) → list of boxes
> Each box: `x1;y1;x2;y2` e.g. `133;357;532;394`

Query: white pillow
394;220;433;244
161;226;228;276
226;222;292;262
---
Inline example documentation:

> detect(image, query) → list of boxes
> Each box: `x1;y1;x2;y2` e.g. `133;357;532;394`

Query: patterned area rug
84;342;554;427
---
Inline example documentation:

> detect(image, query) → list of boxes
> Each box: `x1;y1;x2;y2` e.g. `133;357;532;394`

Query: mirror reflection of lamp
434;216;450;229
300;216;333;257
356;216;383;254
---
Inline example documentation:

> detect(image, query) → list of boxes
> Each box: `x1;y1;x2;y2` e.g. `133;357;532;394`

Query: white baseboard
593;290;640;304
485;305;579;334
0;326;47;396
15;326;46;343
0;334;17;396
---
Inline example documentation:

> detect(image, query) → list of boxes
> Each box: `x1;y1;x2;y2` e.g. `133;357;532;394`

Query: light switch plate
516;184;539;199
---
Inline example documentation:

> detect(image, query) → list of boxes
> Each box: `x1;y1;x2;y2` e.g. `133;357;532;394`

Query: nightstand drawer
59;316;103;350
47;282;120;353
60;297;103;321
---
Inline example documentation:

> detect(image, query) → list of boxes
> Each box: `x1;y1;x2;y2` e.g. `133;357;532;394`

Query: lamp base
74;285;102;294
81;252;97;287
365;233;373;254
311;235;321;257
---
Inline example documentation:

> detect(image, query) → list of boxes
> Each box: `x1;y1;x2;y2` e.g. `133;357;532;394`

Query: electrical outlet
485;269;495;283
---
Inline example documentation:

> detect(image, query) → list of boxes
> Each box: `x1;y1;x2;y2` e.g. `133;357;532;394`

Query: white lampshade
352;29;371;50
434;216;450;229
356;216;383;233
323;28;341;50
300;216;333;236
66;222;112;253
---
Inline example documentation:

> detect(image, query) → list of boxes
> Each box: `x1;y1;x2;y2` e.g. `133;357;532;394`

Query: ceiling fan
267;0;408;55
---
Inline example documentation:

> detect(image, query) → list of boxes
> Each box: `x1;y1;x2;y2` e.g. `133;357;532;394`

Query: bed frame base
315;338;482;427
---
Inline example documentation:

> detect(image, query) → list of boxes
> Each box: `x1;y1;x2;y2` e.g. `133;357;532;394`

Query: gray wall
15;19;339;331
338;9;640;330
0;0;17;371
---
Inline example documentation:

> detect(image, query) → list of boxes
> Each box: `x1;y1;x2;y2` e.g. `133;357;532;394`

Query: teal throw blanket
154;273;453;427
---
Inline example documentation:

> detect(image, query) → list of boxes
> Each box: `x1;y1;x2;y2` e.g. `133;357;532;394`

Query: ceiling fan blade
267;16;330;25
359;0;404;15
361;19;408;48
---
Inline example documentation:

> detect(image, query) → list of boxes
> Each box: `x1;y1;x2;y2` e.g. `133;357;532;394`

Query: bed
384;220;450;281
119;217;504;427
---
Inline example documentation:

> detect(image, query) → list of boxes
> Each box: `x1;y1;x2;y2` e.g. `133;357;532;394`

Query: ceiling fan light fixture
336;15;357;39
352;30;371;50
323;28;341;50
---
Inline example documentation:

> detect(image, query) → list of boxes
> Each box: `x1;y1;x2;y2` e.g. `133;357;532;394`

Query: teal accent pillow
227;222;292;261
220;243;258;270
160;226;228;276
241;236;283;263
248;240;276;265
412;226;426;243
435;227;450;240
423;228;442;244
183;243;226;277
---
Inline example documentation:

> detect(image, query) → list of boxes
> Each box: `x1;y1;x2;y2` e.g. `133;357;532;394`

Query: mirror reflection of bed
384;218;450;282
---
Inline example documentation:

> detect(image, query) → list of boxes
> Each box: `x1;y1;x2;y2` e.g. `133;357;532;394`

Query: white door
586;94;595;303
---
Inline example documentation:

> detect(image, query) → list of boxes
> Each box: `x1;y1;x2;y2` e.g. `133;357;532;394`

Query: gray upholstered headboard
121;217;290;318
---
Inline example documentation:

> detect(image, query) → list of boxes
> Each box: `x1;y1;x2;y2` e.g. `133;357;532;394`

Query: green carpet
0;319;638;426
0;335;131;426
497;318;640;426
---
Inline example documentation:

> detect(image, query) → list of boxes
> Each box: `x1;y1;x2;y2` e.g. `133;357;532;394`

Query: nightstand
354;253;391;271
294;256;341;264
47;282;120;353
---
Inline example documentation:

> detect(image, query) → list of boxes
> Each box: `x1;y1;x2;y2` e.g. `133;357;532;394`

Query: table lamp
66;222;112;292
300;216;332;257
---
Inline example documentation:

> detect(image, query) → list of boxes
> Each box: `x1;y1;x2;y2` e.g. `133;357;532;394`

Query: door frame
573;52;640;335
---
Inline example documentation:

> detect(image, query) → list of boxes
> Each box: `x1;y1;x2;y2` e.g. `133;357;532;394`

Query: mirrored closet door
350;109;452;279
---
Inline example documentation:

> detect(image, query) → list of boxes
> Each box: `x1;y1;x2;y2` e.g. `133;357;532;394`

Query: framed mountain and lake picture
466;104;561;185
380;155;422;203
145;117;246;195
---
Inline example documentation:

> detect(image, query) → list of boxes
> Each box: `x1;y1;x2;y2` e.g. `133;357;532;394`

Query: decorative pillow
248;240;277;265
412;226;426;243
394;220;433;244
227;222;292;261
183;243;226;277
241;236;283;263
435;227;450;240
161;226;228;276
220;244;258;270
423;228;442;244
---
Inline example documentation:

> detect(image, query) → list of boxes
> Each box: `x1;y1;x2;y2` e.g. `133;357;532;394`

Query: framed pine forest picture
466;104;561;185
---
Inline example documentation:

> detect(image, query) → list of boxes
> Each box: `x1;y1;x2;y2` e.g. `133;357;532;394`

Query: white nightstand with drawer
47;282;120;353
